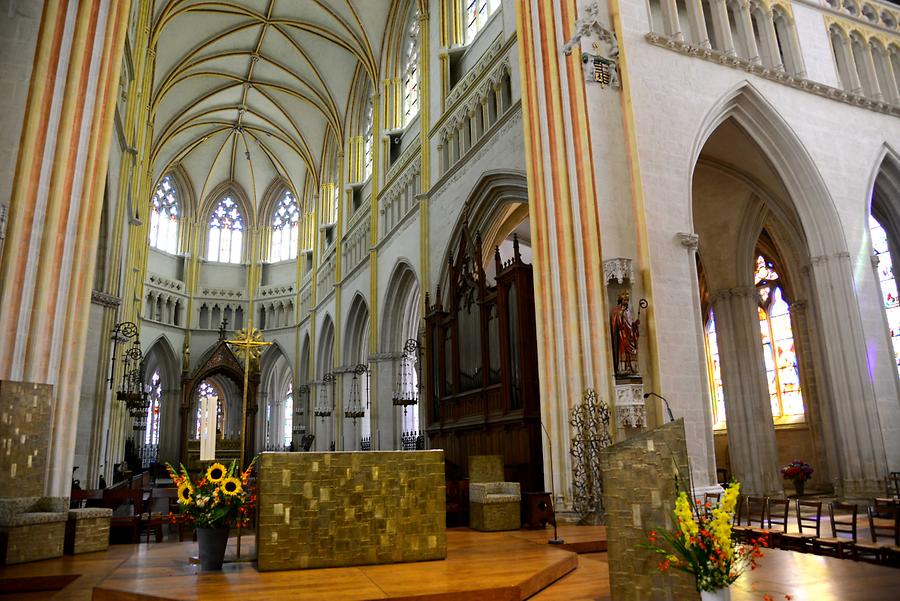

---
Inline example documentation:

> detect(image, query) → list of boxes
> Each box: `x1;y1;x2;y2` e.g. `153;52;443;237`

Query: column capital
711;285;757;303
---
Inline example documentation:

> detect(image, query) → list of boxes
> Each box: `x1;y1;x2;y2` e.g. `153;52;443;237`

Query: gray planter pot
197;526;230;571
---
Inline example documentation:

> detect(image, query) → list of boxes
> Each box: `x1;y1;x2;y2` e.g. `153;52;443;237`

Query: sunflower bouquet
643;482;768;592
165;459;256;529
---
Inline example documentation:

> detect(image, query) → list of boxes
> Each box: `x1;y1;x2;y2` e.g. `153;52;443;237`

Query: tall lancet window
870;215;900;374
149;175;179;254
363;93;374;180
755;255;804;419
271;189;300;261
283;383;293;448
403;9;420;124
705;312;726;426
207;196;244;263
465;0;500;42
144;369;162;446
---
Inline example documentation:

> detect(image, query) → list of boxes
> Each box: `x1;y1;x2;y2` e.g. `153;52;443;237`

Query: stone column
807;253;888;498
660;0;685;41
837;34;864;93
0;1;131;496
862;42;884;101
710;286;783;496
710;0;736;55
686;0;711;48
516;0;616;511
737;1;761;64
757;9;783;70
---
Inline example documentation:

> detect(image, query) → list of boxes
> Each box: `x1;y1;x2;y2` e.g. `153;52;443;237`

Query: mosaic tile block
256;450;446;571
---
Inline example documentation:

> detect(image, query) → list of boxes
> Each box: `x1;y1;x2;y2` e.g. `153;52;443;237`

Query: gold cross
226;327;272;468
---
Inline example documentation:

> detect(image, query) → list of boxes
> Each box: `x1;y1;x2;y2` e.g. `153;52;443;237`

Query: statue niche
424;220;543;495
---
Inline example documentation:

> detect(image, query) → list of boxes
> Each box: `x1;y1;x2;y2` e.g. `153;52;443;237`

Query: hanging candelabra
115;337;151;433
392;338;421;415
295;385;309;416
345;364;369;421
315;373;335;418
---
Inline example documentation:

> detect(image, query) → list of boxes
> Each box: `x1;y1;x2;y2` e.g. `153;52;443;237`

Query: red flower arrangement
780;460;813;483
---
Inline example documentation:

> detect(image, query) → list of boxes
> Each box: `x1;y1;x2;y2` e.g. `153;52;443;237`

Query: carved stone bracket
562;2;620;89
614;382;646;429
91;290;121;308
677;232;699;252
603;257;633;284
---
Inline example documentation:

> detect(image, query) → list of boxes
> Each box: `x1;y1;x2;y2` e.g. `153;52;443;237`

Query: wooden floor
92;528;582;601
2;527;899;601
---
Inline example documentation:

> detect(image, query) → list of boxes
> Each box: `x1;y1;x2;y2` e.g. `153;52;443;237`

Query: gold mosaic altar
256;450;446;571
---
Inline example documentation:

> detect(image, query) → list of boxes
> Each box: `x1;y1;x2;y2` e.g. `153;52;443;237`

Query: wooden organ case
424;225;543;493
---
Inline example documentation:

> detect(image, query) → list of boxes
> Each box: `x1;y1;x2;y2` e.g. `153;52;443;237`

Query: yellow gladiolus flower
206;462;227;483
220;477;242;497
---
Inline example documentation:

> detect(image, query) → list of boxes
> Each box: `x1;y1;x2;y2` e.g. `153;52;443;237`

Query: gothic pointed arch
381;260;421;353
690;82;846;258
343;294;370;366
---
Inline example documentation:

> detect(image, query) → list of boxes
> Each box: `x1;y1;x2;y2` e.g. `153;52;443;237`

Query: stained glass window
870;215;900;374
755;255;804;419
149;175;179;254
144;369;162;446
207;196;243;263
705;312;726;426
283;384;293;448
465;0;501;43
403;9;420;124
271;190;300;261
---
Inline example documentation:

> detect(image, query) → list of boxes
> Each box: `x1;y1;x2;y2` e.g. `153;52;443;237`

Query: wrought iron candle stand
569;388;613;524
345;364;368;421
392;338;421;415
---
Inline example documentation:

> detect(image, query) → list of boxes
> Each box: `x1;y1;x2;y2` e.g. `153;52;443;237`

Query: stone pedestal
256;450;446;571
614;379;646;434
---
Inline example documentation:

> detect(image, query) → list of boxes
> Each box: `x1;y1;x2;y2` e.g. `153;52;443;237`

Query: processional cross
226;327;272;468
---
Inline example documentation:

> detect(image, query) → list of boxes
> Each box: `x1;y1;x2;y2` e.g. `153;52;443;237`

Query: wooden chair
102;488;162;544
814;502;858;559
703;492;721;518
733;496;767;542
765;497;790;547
103;489;142;544
716;468;728;486
888;471;900;500
155;488;194;542
781;500;821;552
852;504;899;564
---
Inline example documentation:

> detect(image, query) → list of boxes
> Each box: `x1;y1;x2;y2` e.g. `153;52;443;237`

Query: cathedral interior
0;0;899;598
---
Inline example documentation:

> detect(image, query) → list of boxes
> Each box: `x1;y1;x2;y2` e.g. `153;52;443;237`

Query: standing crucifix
226;327;272;469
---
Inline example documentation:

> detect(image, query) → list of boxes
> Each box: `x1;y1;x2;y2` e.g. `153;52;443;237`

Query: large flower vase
197;526;230;571
793;479;805;496
700;588;731;601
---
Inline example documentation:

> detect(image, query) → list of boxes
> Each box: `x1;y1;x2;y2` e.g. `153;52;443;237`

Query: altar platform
89;527;601;601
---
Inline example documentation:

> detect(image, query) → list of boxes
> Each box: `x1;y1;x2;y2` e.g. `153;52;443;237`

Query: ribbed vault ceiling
150;0;394;214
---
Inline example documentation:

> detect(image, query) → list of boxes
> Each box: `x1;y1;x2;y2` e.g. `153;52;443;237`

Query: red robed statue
610;290;640;375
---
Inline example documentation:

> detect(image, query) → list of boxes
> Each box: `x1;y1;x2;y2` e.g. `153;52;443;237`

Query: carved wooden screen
424;225;542;492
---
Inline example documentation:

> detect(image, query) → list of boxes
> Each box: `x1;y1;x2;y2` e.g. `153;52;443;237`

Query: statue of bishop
610;290;640;376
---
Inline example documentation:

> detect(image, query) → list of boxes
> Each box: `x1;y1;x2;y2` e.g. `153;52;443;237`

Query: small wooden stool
523;492;556;530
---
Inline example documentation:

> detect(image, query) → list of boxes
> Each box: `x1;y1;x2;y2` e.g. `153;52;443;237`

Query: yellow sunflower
220;477;242;497
177;482;194;504
205;462;227;484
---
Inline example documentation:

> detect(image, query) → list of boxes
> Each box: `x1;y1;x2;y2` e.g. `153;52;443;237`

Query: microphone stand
643;392;675;423
540;422;565;545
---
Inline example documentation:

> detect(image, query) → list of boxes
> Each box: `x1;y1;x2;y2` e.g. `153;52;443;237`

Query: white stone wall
610;0;900;482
